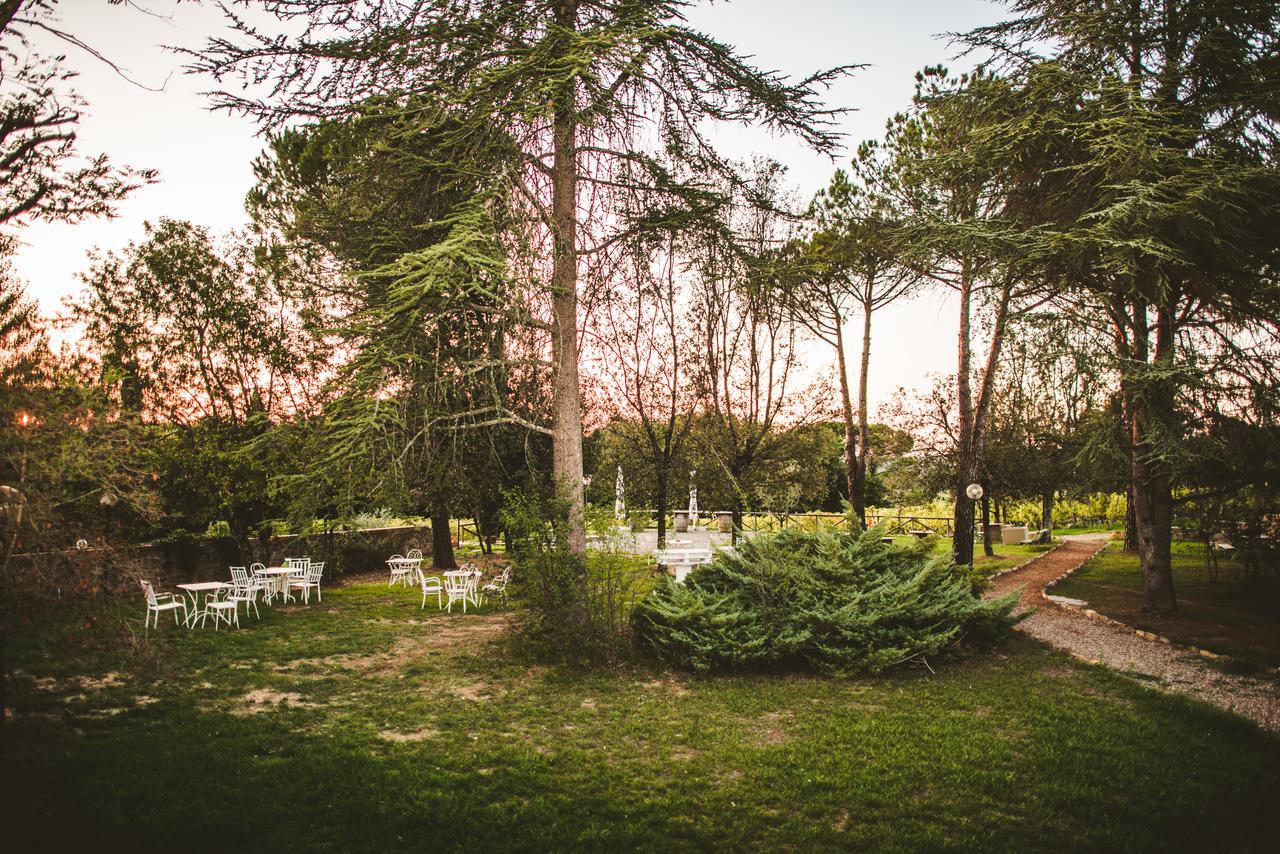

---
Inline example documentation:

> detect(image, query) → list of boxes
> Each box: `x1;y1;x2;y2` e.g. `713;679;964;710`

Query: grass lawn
895;536;1051;579
1053;525;1122;536
1053;542;1280;669
6;581;1279;852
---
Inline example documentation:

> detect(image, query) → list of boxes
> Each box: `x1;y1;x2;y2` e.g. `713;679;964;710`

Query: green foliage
633;525;1021;674
501;490;648;665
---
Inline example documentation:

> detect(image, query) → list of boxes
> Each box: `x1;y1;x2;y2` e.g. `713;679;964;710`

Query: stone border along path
985;534;1280;733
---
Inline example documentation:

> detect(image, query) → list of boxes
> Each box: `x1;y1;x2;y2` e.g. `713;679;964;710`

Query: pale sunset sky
11;0;1006;414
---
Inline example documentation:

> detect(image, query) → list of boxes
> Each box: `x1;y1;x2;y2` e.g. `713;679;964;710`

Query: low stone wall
7;524;433;600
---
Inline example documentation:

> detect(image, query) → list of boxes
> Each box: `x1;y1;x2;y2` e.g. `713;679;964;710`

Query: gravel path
987;534;1280;733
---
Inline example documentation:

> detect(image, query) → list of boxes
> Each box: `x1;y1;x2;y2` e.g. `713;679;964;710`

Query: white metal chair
444;572;478;613
140;580;187;629
387;554;412;587
229;567;261;619
285;557;310;581
480;567;511;608
290;561;325;604
406;548;423;560
200;585;240;630
250;562;279;604
416;567;444;610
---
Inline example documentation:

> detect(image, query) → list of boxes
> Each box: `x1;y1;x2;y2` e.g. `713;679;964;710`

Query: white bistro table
442;569;482;611
257;567;296;603
176;581;229;627
386;557;422;587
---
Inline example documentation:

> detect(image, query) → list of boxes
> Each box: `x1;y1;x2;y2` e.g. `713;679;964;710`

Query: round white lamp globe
965;483;984;501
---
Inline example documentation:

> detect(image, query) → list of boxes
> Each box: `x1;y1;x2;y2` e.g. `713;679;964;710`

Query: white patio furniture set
399;556;510;614
141;557;325;631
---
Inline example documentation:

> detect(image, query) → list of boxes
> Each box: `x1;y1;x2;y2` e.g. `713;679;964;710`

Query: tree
589;235;695;547
0;1;154;227
801;139;917;525
191;0;851;552
890;67;1054;566
70;219;326;558
688;161;831;535
959;0;1280;612
984;312;1117;541
73;219;324;424
250;102;524;569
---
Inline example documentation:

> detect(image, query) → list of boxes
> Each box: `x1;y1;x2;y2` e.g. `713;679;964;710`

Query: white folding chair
480;567;511;608
416;567;444;610
250;562;277;604
201;585;240;630
290;561;325;604
140;580;187;629
229;566;261;619
386;554;412;587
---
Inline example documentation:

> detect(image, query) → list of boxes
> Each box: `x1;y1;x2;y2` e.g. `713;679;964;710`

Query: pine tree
192;0;851;551
958;0;1280;612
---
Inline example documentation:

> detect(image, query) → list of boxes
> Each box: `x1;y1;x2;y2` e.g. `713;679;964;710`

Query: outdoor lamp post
965;483;984;546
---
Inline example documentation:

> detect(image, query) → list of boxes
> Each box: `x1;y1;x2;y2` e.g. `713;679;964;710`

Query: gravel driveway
987;534;1280;733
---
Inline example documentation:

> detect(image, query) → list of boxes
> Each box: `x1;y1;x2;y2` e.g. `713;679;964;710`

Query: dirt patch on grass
276;652;389;674
275;615;505;678
640;677;691;697
446;681;505;702
379;727;440;743
748;710;794;746
234;688;320;714
31;672;124;695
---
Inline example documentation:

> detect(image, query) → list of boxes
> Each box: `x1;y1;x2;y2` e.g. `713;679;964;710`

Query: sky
11;0;1008;414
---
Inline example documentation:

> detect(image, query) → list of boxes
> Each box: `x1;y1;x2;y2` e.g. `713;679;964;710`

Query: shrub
501;492;650;666
632;525;1022;675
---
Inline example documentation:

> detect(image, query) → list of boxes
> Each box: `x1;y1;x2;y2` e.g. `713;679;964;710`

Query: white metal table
257;567;296;603
176;581;229;627
386;557;422;587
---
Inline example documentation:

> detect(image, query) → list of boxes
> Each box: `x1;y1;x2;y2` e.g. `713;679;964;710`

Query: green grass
1053;524;1122;536
892;535;1051;579
1052;542;1280;669
6;582;1279;852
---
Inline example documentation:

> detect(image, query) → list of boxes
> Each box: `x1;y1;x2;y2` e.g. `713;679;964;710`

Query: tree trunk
1124;483;1138;552
833;318;860;525
1040;489;1054;544
430;509;457;570
1129;298;1177;614
549;0;586;554
951;259;976;567
655;464;669;549
854;299;874;528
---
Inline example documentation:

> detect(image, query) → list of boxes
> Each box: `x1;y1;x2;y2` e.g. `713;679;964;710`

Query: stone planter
674;511;689;533
717;511;734;534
